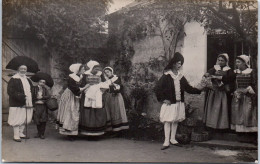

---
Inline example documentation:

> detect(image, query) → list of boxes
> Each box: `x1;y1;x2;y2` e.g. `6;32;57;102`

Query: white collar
214;65;231;71
69;73;81;82
12;73;28;79
164;70;183;80
234;68;252;74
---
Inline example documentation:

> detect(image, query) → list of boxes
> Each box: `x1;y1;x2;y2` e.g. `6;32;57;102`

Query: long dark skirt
33;104;48;125
79;94;107;136
105;92;129;132
203;89;230;129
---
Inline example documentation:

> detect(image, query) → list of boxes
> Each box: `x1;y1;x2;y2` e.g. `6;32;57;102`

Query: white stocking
170;122;178;144
163;122;171;146
13;126;20;139
19;125;26;137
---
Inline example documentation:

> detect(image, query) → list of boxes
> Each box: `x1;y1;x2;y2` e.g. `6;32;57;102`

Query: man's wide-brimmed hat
31;72;54;88
6;56;40;73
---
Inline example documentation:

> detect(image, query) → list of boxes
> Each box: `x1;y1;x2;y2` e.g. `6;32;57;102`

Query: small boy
32;79;50;139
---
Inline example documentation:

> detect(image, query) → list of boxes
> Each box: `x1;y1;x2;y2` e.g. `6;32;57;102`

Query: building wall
128;21;207;120
2;38;51;122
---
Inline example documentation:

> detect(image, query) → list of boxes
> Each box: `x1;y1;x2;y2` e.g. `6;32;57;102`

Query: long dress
104;76;129;132
203;65;236;129
79;73;107;136
231;68;257;132
56;75;81;135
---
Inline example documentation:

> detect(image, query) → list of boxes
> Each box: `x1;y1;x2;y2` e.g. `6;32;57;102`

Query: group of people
7;64;51;141
56;60;129;140
155;52;257;150
7;60;129;142
7;52;257;150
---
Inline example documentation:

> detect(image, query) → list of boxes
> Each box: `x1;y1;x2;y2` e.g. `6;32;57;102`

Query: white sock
19;125;25;137
13;126;20;139
163;122;171;146
170;122;178;144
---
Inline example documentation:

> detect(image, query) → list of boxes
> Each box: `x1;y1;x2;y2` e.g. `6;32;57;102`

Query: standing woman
103;67;129;133
231;55;257;133
7;64;34;142
155;52;201;150
56;63;88;140
79;60;108;136
203;53;236;130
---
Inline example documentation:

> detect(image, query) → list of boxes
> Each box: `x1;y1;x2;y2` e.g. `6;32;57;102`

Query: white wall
182;21;207;86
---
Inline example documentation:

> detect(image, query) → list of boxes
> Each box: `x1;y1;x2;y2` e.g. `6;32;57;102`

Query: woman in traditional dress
56;63;88;140
32;79;50;139
203;53;236;130
231;55;257;133
103;67;129;134
79;60;108;136
7;65;34;142
155;52;201;150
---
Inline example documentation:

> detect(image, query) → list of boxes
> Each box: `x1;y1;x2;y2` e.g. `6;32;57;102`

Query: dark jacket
7;77;33;107
68;76;81;96
155;74;201;104
32;86;51;105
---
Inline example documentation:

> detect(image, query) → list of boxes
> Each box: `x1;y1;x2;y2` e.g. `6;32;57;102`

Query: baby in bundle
84;72;119;108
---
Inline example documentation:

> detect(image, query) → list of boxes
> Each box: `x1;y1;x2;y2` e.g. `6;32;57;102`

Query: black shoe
161;146;170;150
40;135;45;139
13;138;22;142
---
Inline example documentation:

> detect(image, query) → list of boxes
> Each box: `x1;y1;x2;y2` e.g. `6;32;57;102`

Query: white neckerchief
69;73;81;82
234;68;252;74
105;75;118;83
214;65;231;71
164;70;183;80
12;73;32;107
164;70;182;101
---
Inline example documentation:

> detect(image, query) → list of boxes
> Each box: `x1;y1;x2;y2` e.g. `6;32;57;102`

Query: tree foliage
108;0;257;74
3;0;111;61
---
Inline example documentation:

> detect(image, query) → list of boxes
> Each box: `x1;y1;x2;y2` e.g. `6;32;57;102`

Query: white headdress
69;63;82;73
103;67;114;75
237;54;250;68
217;53;229;65
87;60;99;72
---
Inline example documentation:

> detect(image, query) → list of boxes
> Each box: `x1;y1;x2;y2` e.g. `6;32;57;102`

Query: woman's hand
246;86;255;94
163;100;171;106
80;84;90;92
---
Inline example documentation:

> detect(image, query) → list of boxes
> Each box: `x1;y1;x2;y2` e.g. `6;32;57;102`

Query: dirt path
2;123;257;162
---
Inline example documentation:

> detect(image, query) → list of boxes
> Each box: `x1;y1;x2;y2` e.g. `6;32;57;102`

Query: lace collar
214;65;231;71
234;68;252;74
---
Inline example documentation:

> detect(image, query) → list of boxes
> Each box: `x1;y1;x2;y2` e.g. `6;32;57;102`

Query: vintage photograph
2;0;258;163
